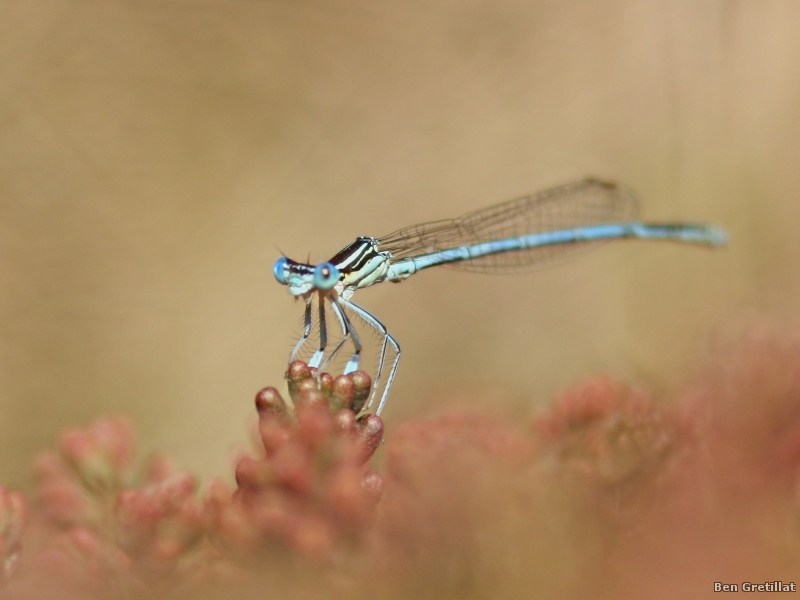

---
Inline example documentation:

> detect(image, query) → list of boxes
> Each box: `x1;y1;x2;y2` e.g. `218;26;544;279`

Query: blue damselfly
273;178;727;415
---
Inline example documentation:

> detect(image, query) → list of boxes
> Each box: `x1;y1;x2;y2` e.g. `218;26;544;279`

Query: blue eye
273;257;289;284
313;262;340;290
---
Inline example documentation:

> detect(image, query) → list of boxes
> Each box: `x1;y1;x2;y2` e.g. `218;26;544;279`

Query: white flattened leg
289;295;314;363
329;296;363;374
319;299;351;372
308;292;329;369
337;297;401;415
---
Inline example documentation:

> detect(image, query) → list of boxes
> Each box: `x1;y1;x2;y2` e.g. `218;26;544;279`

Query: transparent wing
377;178;641;274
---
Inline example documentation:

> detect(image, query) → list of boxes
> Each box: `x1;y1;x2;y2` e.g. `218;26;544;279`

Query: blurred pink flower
534;376;673;487
9;325;800;599
30;417;209;596
586;326;800;600
0;486;27;585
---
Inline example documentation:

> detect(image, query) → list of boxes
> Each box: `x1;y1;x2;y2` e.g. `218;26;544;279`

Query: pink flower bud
255;387;287;416
331;375;356;411
153;472;199;511
333;409;357;434
350;371;372;413
360;471;384;503
318;372;334;395
356;414;384;463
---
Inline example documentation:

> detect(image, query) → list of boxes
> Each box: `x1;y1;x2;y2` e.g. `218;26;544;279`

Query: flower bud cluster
207;361;385;560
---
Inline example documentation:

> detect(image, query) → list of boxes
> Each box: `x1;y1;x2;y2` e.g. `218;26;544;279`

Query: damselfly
273;178;726;415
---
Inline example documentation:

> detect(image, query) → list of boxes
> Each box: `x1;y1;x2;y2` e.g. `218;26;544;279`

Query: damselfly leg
338;297;401;414
288;294;362;373
308;292;331;368
318;300;349;369
328;296;363;374
288;296;313;364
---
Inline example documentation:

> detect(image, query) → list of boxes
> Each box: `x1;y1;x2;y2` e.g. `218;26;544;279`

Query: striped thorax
273;237;393;299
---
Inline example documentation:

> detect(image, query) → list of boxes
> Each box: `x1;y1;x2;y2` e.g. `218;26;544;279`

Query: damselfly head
273;256;341;296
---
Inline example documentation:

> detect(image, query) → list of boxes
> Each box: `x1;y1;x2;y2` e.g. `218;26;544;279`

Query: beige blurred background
0;0;797;487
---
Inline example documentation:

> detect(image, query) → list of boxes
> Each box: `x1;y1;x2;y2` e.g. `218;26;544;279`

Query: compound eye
273;257;289;285
313;262;340;290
